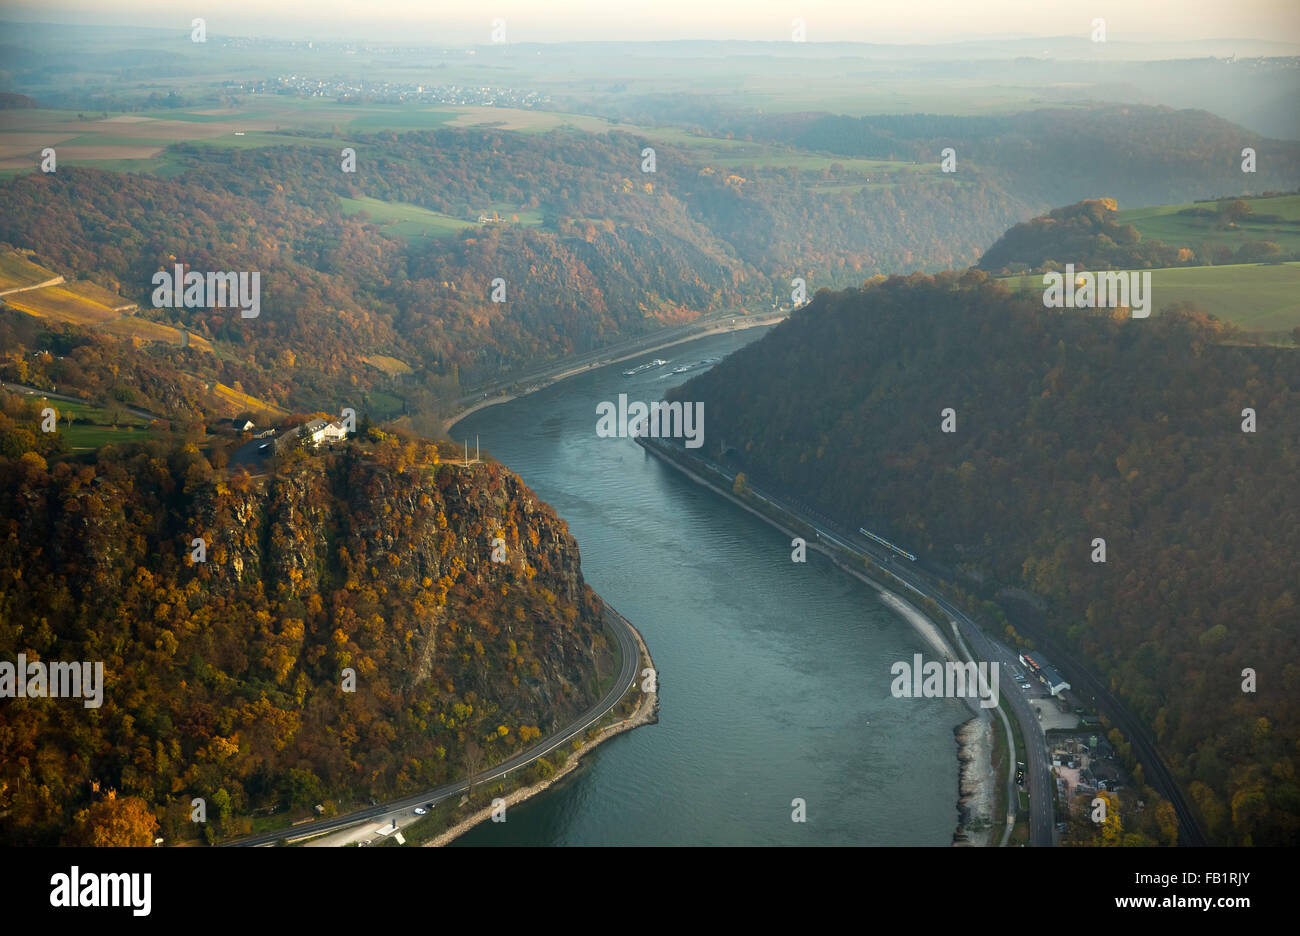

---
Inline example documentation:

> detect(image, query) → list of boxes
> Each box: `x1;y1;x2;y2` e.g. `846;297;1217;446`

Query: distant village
222;75;550;109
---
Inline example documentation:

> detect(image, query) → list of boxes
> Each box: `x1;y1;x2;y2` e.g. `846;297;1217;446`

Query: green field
645;127;926;175
344;109;459;131
1118;194;1300;257
0;101;618;178
193;131;352;150
27;399;158;452
62;422;156;451
0;156;184;178
0;101;937;181
489;203;544;226
338;196;477;242
1000;261;1300;332
709;150;925;174
363;389;407;421
1143;262;1300;331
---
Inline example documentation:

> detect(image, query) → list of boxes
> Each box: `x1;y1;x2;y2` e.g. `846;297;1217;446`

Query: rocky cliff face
0;439;612;843
196;451;586;610
186;449;603;707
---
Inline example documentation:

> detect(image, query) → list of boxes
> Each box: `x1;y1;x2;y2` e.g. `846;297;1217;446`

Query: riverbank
439;314;783;437
427;611;659;846
637;437;960;658
953;716;996;846
636;437;1000;845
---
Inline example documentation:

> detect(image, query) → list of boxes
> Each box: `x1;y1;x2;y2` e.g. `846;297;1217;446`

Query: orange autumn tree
65;791;159;847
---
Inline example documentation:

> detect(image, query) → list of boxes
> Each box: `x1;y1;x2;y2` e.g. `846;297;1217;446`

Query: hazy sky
5;0;1299;44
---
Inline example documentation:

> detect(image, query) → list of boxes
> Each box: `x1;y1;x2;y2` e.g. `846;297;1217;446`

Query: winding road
223;602;642;847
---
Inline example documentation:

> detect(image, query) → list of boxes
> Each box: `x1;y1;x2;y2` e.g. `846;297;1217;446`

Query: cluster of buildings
271;417;350;453
223;415;352;458
221;75;550;109
1018;651;1070;697
1053;733;1122;805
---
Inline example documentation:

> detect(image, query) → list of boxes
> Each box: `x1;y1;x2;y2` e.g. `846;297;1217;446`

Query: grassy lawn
438;107;620;134
51;156;183;175
339;195;476;242
647;131;926;176
1118;194;1300;257
490;202;544;226
1142;262;1300;331
344;108;460;132
25;398;158;452
132;109;250;123
999;262;1300;332
987;695;1011;845
710;151;924;174
1007;688;1033;846
63;422;156;450
58;134;186;147
192;131;349;150
363;389;407;420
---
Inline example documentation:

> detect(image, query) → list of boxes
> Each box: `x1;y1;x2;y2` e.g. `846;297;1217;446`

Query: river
451;328;969;845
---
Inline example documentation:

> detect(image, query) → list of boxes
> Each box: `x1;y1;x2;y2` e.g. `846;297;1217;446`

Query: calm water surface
452;329;966;845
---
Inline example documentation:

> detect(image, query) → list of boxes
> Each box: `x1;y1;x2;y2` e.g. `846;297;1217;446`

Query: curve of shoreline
427;612;658;846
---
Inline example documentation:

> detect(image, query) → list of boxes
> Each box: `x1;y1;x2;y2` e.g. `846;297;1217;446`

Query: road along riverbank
439;315;783;437
429;608;658;846
448;330;968;844
635;436;1000;845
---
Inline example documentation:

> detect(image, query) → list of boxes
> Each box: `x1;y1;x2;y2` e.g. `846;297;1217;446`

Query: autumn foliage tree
64;792;159;847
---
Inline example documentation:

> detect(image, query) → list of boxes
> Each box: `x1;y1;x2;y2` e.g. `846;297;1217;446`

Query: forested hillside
977;198;1187;273
0;407;612;845
671;272;1300;845
0;136;1021;414
2;89;1297;851
736;106;1300;208
4;107;1286;419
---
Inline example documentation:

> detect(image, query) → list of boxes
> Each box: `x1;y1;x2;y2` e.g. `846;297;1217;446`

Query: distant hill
743;106;1300;207
0;128;1028;419
975;198;1171;274
978;195;1300;275
0;92;38;109
3;105;1294;423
